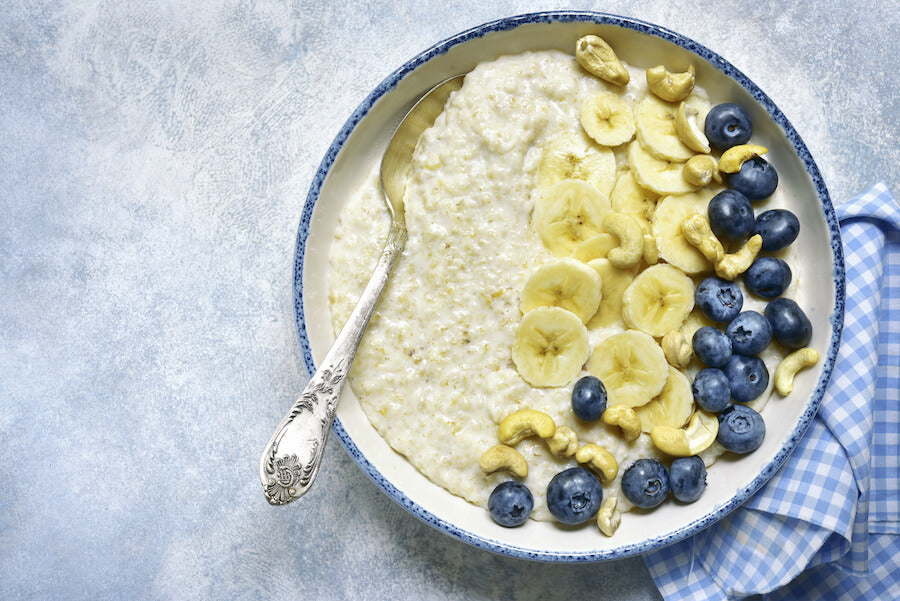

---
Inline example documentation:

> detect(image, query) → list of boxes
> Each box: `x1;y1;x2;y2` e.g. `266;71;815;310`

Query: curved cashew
603;405;642;442
498;409;556;445
683;155;720;187
646;64;696;103
575;35;630;86
603;213;643;268
479;445;528;478
715;234;763;280
719;144;768;174
546;425;579;458
572;232;618;262
675;100;710;153
596;497;621;536
650;411;718;456
682;214;725;263
662;329;693;369
775;347;820;396
575;443;618;482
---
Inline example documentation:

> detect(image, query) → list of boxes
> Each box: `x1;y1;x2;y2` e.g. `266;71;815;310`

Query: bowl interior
297;13;842;560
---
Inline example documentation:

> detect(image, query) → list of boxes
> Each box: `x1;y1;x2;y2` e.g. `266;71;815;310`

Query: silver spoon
260;75;466;505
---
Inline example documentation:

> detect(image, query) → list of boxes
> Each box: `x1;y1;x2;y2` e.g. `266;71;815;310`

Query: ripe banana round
635;96;695;163
586;258;636;329
580;92;636;147
634;366;694;433
652;191;718;274
538;131;616;197
512;306;590;388
622;264;695;337
535;179;612;257
521;258;602;324
587;330;668;407
610;171;658;231
628;141;699;196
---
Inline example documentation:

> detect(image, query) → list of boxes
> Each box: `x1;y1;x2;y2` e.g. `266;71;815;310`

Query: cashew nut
498;409;556;445
572;232;618;262
596;497;621;536
646;64;696;103
650;411;718;456
479;445;528;478
575;35;630;86
719;144;768;174
662;329;693;369
683;155;720;187
675;100;710;153
775;347;820;396
575;443;618;482
682;214;725;263
715;234;763;280
603;213;643;268
603;405;642;442
546;425;579;458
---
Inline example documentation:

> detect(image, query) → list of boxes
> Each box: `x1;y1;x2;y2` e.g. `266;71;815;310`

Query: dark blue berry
753;209;800;251
546;467;603;525
727;157;778;201
705;103;752;151
695;277;744;323
571;376;607;422
717;404;766;454
724;354;769;403
669;456;707;503
692;326;733;367
764;298;813;349
708;189;754;244
744;257;792;298
726;311;773;356
692;368;731;413
621;459;669;509
488;481;534;527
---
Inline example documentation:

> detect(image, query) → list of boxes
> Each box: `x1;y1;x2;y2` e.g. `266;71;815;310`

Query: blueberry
704;103;752;151
727;157;778;201
546;467;603;525
726;311;772;356
692;326;732;367
764;298;813;349
744;257;792;298
669;456;707;503
753;209;800;251
692;368;731;412
488;481;534;527
708;189;754;243
695;277;744;323
571;375;607;422
717;404;766;454
723;354;769;403
621;459;670;509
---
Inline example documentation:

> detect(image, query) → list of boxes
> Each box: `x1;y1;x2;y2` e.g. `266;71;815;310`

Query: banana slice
572;233;618;262
587;330;668;407
512;306;590;388
586;258;636;329
652;190;718;274
535;179;612;257
622;264;695;337
521;258;602;324
635;96;693;163
628;141;699;196
610;171;658;231
580;92;636;147
538;131;617;197
634;366;694;433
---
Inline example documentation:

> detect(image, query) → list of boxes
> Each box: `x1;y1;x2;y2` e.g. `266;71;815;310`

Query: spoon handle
260;220;406;505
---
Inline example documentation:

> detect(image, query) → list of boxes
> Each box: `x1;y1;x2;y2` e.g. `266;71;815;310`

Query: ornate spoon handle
260;221;406;505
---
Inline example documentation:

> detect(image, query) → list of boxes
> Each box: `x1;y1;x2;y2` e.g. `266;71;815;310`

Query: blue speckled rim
292;11;845;562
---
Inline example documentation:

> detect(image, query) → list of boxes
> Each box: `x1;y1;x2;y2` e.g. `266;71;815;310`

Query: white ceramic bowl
294;12;844;561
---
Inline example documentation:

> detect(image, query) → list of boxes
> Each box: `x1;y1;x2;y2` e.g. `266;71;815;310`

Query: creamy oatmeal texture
328;50;796;522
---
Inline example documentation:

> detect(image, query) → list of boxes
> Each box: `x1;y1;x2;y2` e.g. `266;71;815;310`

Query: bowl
294;12;844;561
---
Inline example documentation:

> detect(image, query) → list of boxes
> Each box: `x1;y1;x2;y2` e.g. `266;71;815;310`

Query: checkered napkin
644;182;900;600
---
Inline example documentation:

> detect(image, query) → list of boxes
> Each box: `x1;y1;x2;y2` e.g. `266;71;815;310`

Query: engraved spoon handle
260;220;406;505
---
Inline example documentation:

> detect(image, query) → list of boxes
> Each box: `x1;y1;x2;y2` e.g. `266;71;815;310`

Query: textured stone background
1;2;896;600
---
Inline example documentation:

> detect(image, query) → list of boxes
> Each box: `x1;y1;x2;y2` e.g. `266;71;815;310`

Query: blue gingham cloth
644;182;900;600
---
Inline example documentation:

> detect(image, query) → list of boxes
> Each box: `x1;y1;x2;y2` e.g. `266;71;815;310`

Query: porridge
328;42;810;526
